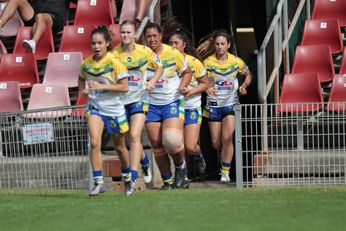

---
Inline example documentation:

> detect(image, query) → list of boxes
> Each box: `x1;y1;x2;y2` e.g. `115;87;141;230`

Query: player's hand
180;87;190;96
146;80;155;91
239;86;247;95
205;87;216;96
88;81;103;90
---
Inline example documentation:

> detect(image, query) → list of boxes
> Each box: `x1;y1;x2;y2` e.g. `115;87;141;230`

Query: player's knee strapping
162;128;184;154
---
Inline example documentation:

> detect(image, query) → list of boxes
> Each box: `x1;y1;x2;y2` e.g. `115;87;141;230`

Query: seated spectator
0;0;76;53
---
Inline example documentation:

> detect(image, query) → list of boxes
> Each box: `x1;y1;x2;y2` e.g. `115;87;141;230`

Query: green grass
1;187;346;231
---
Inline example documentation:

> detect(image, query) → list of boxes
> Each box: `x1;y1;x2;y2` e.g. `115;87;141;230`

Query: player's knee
114;144;127;155
211;140;221;151
162;129;184;154
152;147;165;156
185;143;199;154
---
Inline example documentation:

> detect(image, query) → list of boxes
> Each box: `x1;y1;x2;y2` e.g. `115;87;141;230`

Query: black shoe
174;167;188;189
194;156;206;176
160;182;174;190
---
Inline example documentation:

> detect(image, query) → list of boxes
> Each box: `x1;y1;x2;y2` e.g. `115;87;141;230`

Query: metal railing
257;0;311;154
235;102;346;188
0;105;89;189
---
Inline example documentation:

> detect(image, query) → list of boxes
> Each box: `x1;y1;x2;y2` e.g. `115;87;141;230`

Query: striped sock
162;173;173;184
140;153;150;166
93;170;104;185
221;162;231;172
175;160;185;169
130;169;138;182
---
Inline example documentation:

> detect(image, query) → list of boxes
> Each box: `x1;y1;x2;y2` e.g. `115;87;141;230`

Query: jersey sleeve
147;49;163;70
79;61;87;80
175;49;189;74
112;57;129;82
192;58;207;79
235;56;249;75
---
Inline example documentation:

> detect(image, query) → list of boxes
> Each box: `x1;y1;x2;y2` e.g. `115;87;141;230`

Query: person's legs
0;0;34;30
220;115;235;167
128;113;146;182
162;117;188;188
135;0;149;22
87;115;106;196
22;12;53;53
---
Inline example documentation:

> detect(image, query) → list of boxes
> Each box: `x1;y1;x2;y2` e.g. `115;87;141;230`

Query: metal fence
0;105;89;189
235;103;346;188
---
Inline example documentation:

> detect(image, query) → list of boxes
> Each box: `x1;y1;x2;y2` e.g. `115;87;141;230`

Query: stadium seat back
59;25;95;58
0;81;23;113
0;39;7;60
109;24;121;47
312;0;346;27
301;19;343;54
338;48;346;74
26;84;71;118
278;73;323;113
327;75;346;111
74;0;114;26
43;52;83;88
0;53;39;89
292;45;334;83
13;26;55;60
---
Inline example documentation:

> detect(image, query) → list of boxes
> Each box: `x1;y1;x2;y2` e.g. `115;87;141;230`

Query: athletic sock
162;173;173;184
221;162;231;172
93;170;104;185
130;169;138;182
140;153;150;166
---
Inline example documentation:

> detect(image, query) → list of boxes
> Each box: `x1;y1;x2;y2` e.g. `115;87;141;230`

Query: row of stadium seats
279;0;346;113
0;24;121;61
0;81;87;117
0;52;82;89
0;0;146;39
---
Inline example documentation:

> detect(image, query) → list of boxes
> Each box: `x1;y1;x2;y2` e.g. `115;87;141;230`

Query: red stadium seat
0;81;23;113
0;4;23;38
43;52;83;88
0;39;7;60
59;25;95;58
72;91;88;117
278;73;324;113
109;24;121;46
327;75;346;112
0;53;39;89
338;48;346;74
13;26;54;61
301;19;343;55
26;84;71;118
74;0;114;26
292;45;334;83
312;0;346;27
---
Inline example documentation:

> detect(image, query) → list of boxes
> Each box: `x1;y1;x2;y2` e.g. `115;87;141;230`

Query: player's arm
239;69;253;95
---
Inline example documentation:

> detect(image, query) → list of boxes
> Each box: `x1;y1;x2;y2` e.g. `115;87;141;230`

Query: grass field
1;186;346;231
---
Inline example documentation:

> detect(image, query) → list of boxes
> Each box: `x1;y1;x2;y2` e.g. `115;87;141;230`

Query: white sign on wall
22;123;54;145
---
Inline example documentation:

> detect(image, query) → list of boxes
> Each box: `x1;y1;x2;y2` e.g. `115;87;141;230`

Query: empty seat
13;26;55;61
278;73;324;113
338;47;346;74
43;52;83;88
0;81;23;113
327;75;346;112
74;0;114;26
301;19;343;55
26;84;71;118
0;39;7;60
312;0;346;27
0;53;39;89
0;4;23;38
292;45;334;83
59;25;94;58
109;24;121;46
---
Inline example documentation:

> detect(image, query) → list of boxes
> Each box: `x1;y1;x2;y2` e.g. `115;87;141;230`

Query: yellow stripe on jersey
203;53;246;79
112;43;162;73
158;44;187;79
79;52;128;83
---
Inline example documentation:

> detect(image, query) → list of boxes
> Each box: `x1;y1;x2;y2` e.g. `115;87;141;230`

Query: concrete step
254;149;346;175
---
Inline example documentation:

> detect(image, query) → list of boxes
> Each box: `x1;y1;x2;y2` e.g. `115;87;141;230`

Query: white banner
22;123;54;145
